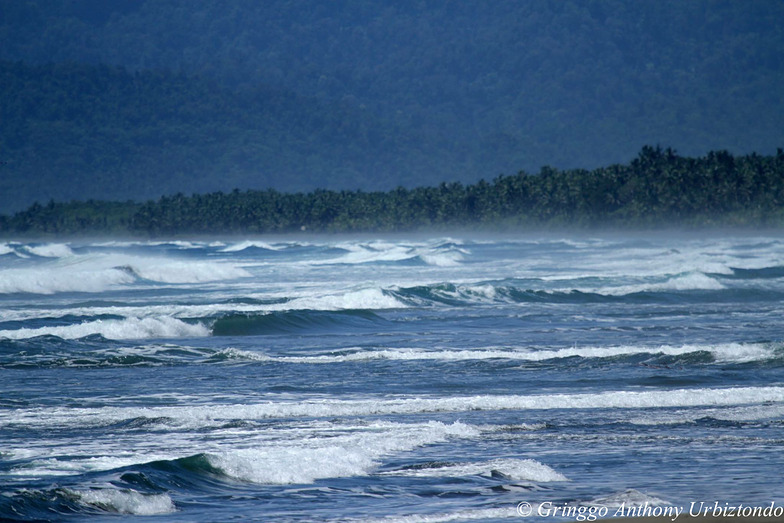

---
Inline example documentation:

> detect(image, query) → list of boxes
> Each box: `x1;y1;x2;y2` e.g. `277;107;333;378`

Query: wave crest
385;457;567;482
204;421;477;484
74;488;176;515
0;316;210;340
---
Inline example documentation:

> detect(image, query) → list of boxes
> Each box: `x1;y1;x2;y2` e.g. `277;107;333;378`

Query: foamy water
2;235;784;521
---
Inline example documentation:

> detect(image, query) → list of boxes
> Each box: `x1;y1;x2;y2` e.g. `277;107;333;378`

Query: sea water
1;234;783;521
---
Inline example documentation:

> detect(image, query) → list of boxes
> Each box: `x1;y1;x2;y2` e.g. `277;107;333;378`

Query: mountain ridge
1;0;783;212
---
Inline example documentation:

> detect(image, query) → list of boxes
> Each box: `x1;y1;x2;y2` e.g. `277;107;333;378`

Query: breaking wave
23;243;76;258
284;287;406;310
0;266;136;294
587;488;670;508
309;240;467;267
215;342;780;365
220;240;283;252
202;421;478;484
0;251;250;294
119;258;251;284
598;272;725;295
11;386;784;429
0;486;176;519
0;316;210;340
383;457;567;482
73;488;176;515
6;341;776;369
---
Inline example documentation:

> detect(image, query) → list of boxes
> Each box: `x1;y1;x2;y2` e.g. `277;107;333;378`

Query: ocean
1;234;783;522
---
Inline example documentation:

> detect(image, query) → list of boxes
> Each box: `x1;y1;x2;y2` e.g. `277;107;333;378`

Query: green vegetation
3;146;783;236
0;60;451;212
1;1;783;213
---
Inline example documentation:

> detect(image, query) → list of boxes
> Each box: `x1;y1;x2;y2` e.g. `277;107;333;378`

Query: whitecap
587;271;725;295
319;242;415;265
205;421;477;484
75;488;176;515
219;342;776;365
286;287;406;310
628;402;784;426
221;240;282;252
419;251;463;267
0;251;250;294
123;258;252;283
587;488;670;508
23;243;75;258
14;386;783;430
509;342;773;364
306;240;466;267
383;457;567;482
0;266;135;294
0;316;210;340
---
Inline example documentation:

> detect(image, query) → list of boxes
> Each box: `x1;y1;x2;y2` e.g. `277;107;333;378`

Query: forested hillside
1;0;783;213
3;147;783;236
0;61;454;211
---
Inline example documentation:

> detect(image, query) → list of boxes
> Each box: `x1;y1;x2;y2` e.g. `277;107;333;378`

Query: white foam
11;454;172;477
419;251;464;267
588;488;670;508
286;287;406;310
217;342;776;365
75;488;176;515
222;386;782;418
221;240;282;252
92;240;204;249
0;250;250;294
359;507;519;523
24;243;75;258
0;243;16;256
319;242;415;265
587;272;725;296
3;418;480;483
309;240;466;267
0;286;408;323
654;272;725;291
0;316;210;340
516;342;772;364
163;240;202;249
627;402;784;426
415;283;500;303
0;266;135;294
463;284;498;299
206;421;477;484
10;386;784;430
384;458;567;482
125;257;251;283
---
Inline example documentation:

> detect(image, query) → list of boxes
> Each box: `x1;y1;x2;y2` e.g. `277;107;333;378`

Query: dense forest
3;147;784;236
0;60;451;211
1;1;783;213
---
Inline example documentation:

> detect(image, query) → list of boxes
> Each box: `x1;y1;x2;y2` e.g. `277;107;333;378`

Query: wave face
2;235;784;521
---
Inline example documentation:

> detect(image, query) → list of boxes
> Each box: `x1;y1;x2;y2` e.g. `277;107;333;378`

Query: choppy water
1;234;783;522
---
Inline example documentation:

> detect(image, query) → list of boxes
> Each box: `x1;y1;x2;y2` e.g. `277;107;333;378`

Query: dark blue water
1;235;784;521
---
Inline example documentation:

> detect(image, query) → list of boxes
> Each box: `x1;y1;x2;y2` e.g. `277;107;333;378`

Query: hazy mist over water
2;234;784;520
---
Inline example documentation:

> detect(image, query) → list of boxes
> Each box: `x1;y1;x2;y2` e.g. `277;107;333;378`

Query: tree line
2;146;784;236
0;60;454;213
2;1;784;213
